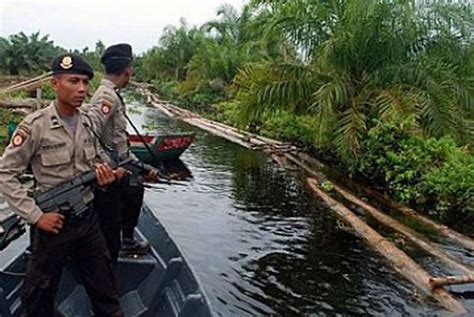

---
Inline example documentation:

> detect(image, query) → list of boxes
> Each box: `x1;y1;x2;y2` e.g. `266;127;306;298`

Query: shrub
40;82;55;100
349;119;473;221
260;110;318;148
209;100;240;126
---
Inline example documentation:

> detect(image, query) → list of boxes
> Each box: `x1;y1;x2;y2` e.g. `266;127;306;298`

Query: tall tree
0;31;61;75
235;0;474;156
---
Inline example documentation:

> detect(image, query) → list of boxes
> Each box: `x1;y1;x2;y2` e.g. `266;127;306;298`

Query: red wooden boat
128;132;194;162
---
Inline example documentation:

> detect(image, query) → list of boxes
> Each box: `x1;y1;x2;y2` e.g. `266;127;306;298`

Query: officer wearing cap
0;53;124;316
89;44;158;261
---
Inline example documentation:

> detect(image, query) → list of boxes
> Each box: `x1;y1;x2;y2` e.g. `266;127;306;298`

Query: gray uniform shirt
89;79;143;186
0;102;101;224
89;78;130;157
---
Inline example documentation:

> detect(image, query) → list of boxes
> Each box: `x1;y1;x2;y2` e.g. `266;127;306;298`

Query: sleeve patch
101;102;111;114
12;134;25;147
11;125;30;147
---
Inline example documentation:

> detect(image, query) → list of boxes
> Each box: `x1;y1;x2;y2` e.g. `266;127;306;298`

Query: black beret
101;43;133;65
51;53;94;79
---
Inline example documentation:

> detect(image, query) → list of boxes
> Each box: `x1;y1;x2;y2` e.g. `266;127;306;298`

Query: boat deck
0;200;212;316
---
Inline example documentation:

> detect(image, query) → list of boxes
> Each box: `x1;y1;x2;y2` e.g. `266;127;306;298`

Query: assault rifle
0;157;134;251
111;154;185;186
34;157;134;215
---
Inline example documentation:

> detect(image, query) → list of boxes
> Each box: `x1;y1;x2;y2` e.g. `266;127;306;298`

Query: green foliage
40;82;55;100
139;19;206;82
135;3;269;106
0;31;64;75
88;72;103;96
0;108;25;154
349;119;474;221
208;100;241;125
5;90;29;99
259;110;320;148
420;153;474;220
152;80;179;100
77;40;106;72
321;181;335;192
236;0;474;157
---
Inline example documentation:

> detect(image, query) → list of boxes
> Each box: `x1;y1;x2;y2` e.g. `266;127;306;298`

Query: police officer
0;53;124;317
89;43;157;261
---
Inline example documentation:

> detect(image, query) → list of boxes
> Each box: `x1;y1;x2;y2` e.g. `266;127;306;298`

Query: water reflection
127;101;470;316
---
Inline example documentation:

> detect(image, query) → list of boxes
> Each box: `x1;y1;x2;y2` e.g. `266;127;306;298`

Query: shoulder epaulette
22;108;46;125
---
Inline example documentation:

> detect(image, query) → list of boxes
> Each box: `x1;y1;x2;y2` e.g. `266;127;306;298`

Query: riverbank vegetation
0;0;472;225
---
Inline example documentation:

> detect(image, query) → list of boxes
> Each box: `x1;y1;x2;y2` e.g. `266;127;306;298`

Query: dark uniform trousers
94;179;144;262
22;211;123;317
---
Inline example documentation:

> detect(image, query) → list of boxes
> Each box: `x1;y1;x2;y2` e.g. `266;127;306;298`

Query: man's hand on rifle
144;169;160;182
113;167;130;181
95;163;116;186
36;213;65;234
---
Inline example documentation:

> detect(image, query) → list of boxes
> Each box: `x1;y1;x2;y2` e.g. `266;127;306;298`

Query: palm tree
0;31;60;75
157;19;205;81
235;0;474;157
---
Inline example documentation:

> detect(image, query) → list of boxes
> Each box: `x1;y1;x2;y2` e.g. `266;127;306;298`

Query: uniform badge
12;134;25;147
101;102;111;114
11;124;30;147
60;56;73;69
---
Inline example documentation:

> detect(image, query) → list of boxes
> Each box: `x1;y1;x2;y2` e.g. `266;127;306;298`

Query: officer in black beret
0;53;124;316
89;44;158;261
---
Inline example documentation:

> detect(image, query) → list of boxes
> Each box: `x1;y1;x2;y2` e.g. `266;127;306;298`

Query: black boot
120;238;150;256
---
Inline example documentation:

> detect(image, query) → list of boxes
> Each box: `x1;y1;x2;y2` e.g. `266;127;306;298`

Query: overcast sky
0;0;247;54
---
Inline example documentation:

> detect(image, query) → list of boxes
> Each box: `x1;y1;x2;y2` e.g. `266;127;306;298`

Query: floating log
361;188;474;252
285;152;474;273
151;101;176;118
149;94;289;147
306;178;467;314
333;185;474;275
291;151;474;252
430;275;474;288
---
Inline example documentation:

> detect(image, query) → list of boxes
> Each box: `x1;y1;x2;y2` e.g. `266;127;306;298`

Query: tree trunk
291;151;474;251
333;185;474;275
307;178;467;314
430;275;474;288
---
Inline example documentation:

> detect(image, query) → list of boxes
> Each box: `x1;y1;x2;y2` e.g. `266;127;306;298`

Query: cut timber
306;178;467;314
362;188;474;252
0;98;43;109
0;72;51;94
289;151;474;274
430;275;474;288
148;94;288;148
333;185;474;275
291;151;474;252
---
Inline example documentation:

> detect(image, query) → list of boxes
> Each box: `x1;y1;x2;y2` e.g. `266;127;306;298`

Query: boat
0;200;213;317
128;132;195;163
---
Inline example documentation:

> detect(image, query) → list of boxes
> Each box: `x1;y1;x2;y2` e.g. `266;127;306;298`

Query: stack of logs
0;73;51;111
136;85;474;314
